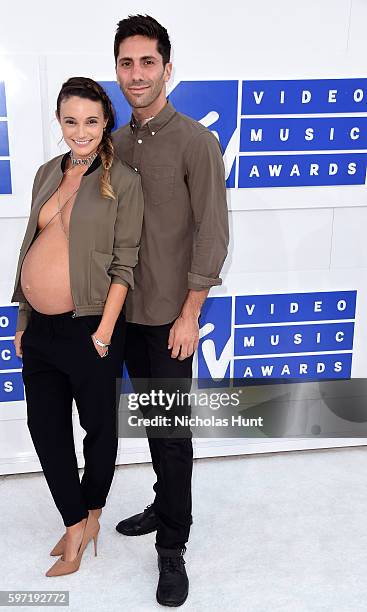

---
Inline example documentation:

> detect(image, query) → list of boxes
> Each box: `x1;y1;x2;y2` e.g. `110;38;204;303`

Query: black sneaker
156;546;189;607
116;503;158;536
116;504;194;537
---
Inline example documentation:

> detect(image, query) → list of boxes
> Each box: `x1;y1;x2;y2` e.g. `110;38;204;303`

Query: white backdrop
1;0;367;474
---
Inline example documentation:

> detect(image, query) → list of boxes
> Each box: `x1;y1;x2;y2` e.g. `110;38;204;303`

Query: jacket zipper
68;176;83;318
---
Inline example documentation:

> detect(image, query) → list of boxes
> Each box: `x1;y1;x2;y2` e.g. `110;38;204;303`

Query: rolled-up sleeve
16;302;32;332
185;131;229;291
110;172;144;290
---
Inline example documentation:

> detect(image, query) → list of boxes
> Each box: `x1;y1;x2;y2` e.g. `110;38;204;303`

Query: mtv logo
169;80;238;186
198;296;233;383
100;80;239;187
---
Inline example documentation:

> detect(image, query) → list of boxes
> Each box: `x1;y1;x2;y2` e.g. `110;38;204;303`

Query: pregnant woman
11;77;144;577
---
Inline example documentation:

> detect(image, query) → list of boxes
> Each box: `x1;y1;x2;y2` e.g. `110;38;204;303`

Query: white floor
1;446;367;612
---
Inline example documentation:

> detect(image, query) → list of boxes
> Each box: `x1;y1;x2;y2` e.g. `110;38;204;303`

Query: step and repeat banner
0;8;367;470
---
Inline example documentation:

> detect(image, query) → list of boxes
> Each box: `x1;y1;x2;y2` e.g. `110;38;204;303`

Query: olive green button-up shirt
113;100;229;326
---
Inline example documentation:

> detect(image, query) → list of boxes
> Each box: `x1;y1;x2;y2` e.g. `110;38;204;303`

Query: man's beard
121;74;165;109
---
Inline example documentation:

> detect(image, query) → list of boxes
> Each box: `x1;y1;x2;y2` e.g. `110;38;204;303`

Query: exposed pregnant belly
21;195;75;314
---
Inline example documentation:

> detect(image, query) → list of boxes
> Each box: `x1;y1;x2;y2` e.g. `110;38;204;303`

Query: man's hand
14;331;24;358
168;314;199;360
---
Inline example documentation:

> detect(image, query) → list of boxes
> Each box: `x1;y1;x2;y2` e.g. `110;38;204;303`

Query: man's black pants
124;320;193;554
21;308;125;527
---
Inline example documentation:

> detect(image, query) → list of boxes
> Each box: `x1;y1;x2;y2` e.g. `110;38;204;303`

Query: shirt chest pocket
142;165;175;206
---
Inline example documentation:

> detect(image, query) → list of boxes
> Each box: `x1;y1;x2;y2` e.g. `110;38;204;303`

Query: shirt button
151;131;155;136
134;167;138;172
137;139;143;144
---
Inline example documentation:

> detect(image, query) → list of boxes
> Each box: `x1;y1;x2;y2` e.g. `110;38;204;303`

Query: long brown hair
56;77;116;200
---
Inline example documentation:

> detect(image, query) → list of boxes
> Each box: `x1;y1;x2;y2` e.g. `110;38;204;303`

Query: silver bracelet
92;335;111;348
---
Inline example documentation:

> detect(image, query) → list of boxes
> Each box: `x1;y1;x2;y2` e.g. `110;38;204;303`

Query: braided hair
56;77;116;200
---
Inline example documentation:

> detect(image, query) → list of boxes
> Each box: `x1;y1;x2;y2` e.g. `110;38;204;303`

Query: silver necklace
69;150;98;167
34;186;79;242
56;186;80;240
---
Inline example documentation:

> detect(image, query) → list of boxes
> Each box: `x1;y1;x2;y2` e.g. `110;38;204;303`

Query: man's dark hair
114;14;171;66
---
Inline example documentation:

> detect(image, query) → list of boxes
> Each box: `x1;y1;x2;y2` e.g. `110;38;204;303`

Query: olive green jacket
11;153;144;331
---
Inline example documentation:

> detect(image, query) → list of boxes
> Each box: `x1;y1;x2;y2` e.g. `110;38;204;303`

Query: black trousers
21;308;125;527
124;320;193;554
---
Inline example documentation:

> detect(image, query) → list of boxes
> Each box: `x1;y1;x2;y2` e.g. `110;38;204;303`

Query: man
112;14;229;607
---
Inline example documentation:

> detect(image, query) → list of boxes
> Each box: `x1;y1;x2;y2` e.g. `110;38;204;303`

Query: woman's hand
91;330;112;358
14;331;24;358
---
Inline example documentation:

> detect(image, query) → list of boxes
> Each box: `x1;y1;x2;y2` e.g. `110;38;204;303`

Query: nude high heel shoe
46;513;100;577
50;534;66;557
50;509;102;556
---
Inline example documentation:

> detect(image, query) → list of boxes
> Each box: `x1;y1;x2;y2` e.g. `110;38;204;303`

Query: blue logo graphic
239;154;366;188
198;291;356;381
242;79;367;115
240;118;367;152
0;82;6;116
0;81;12;195
169;81;238;187
2;289;357;402
0;307;24;402
100;79;238;187
198;296;232;381
0;373;24;402
101;77;367;189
